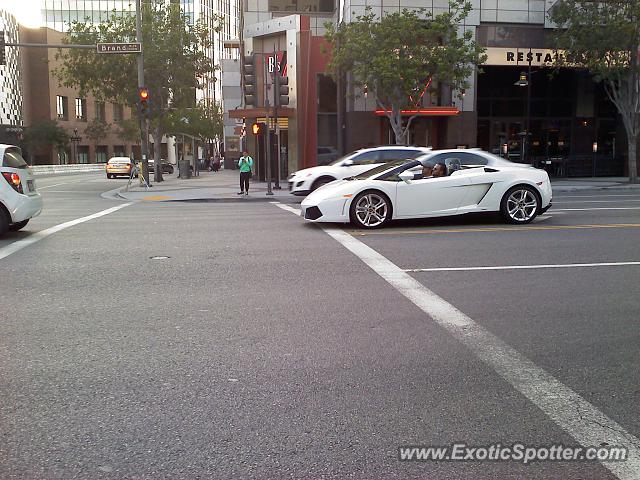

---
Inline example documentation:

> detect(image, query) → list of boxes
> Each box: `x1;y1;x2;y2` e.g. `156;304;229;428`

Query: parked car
288;145;432;196
106;157;134;178
0;144;43;235
300;151;552;229
148;159;174;174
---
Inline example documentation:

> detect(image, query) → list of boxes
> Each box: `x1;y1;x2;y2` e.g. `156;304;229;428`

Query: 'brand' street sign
97;43;142;54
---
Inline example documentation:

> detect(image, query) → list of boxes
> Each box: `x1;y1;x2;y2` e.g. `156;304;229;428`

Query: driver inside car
432;162;447;177
414;163;434;180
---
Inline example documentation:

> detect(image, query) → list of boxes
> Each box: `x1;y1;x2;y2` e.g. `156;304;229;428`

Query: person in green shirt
237;150;254;196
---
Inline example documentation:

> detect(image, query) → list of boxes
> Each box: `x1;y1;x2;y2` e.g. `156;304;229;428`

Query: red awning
374;107;459;117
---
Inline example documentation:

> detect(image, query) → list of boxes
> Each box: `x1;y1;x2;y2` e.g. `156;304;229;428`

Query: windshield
353;160;410;180
329;152;356;166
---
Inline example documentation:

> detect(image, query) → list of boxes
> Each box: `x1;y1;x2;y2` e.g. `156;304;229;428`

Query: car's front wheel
9;219;29;231
107;173;113;179
311;176;335;192
501;185;539;224
350;191;392;229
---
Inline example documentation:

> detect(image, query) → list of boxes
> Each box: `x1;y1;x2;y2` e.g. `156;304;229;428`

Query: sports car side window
351;151;381;165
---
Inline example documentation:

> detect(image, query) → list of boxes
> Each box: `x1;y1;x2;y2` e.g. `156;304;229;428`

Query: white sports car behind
300;153;552;229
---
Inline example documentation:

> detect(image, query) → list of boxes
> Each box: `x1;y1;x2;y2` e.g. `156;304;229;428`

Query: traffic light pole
265;98;273;196
273;48;281;189
135;0;150;187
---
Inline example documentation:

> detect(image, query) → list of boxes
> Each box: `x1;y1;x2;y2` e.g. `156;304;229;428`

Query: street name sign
97;43;142;54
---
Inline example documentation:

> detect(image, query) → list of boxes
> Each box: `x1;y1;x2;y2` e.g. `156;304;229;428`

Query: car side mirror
343;159;354;166
398;171;413;183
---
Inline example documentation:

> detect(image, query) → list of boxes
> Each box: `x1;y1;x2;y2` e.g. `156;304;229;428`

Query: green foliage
84;118;111;143
165;102;223;140
23;120;69;152
324;1;486;143
115;118;141;144
550;0;640;183
54;3;220;121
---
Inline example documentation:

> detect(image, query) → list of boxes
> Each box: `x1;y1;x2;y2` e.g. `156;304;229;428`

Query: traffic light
0;31;6;66
275;70;289;107
243;55;255;107
137;86;150;117
251;122;265;135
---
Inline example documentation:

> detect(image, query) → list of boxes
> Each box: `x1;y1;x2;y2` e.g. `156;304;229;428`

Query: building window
95;101;106;121
113;103;124;123
268;0;334;12
95;146;108;163
75;98;87;121
56;95;68;120
77;146;89;164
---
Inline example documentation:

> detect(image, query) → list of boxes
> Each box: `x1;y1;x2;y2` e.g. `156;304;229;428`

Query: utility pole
135;0;151;186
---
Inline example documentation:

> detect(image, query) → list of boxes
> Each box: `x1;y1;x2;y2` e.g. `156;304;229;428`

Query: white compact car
0;144;43;235
288;145;432;196
300;151;552;229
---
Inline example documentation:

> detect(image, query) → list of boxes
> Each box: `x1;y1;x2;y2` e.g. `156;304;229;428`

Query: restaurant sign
484;48;563;67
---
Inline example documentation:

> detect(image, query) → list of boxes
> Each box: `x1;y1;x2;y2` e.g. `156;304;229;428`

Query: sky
3;0;44;28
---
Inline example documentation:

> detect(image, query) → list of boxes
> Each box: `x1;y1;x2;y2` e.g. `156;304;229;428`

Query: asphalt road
1;173;639;479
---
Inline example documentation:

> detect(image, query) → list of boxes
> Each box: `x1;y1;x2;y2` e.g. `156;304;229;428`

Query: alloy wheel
506;188;538;222
354;193;388;227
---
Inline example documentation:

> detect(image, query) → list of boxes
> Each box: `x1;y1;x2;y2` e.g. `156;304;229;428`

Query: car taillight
2;172;23;194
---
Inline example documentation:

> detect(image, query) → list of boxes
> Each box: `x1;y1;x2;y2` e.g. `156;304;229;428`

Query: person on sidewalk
238;150;254;196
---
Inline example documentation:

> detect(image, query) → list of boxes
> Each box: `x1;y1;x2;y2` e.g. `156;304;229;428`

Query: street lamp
592;141;598;177
514;69;531;165
70;127;82;164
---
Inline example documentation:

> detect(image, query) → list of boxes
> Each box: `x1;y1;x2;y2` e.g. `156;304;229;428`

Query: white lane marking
271;201;640;480
556;194;640;199
406;261;640;273
533;215;553;222
322;227;640;480
270;202;301;215
0;203;132;261
37;177;96;190
553;206;640;212
555;199;640;204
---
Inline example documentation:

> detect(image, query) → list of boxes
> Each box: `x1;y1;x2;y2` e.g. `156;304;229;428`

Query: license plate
27;179;35;191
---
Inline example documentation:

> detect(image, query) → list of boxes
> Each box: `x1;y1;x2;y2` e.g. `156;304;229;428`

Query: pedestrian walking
238;150;254;196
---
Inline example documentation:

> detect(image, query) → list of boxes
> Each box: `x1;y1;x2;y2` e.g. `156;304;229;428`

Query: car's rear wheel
350;191;391;229
311;176;335;192
501;185;539;224
9;219;29;231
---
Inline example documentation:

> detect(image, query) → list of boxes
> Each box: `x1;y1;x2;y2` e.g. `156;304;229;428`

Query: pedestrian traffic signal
251;122;265;135
243;55;255;107
137;86;150;117
0;31;6;66
275;71;289;107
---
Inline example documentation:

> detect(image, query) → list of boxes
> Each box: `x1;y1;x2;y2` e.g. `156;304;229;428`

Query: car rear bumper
9;193;43;223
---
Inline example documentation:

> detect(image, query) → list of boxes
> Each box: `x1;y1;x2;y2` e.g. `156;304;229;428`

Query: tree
84;118;111;144
22;120;69;164
549;0;639;183
324;1;486;144
54;2;219;181
115;118;141;145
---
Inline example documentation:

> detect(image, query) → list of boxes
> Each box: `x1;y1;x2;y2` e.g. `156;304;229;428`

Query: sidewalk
116;169;297;202
550;176;640;192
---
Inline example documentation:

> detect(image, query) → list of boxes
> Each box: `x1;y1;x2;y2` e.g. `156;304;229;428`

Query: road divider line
553;206;640;211
271;200;640;480
270;202;301;215
350;223;640;236
405;261;640;272
555;199;640;204
0;203;132;261
321;226;640;480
